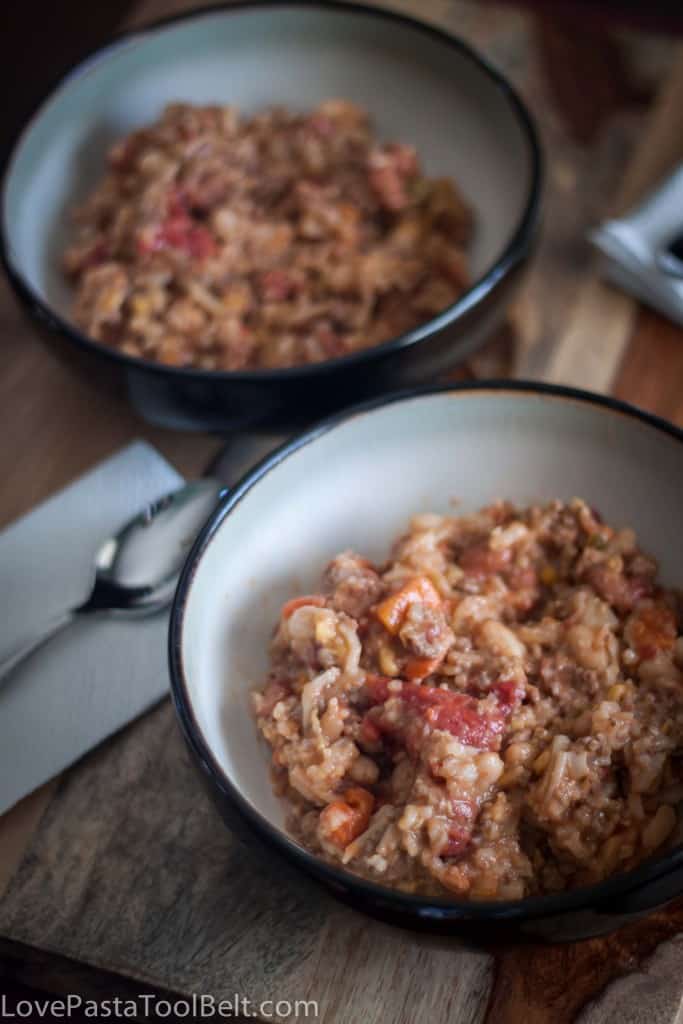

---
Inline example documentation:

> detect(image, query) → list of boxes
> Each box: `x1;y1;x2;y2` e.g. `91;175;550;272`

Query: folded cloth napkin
0;442;184;814
590;164;683;326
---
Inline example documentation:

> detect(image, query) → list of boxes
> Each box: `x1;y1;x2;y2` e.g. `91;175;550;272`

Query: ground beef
323;551;384;619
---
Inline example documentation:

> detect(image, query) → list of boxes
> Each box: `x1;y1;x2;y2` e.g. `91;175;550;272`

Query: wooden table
1;1;683;1020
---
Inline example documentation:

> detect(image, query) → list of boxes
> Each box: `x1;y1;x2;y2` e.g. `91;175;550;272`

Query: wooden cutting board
2;3;683;1022
5;699;683;1024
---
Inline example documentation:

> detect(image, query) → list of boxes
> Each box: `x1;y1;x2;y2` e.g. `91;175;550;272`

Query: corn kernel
540;565;557;586
607;684;626;701
379;645;399;677
533;749;550;774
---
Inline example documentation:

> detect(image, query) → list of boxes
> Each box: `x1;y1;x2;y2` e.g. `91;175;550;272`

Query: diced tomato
138;188;216;260
281;594;327;619
169;220;216;259
138;218;216;260
374;576;441;635
366;677;508;751
423;696;506;750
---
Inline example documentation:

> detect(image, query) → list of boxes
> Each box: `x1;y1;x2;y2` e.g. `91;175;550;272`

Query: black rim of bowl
170;380;683;923
0;0;542;385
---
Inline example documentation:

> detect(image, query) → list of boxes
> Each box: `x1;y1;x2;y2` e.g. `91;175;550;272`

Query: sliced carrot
319;787;375;848
281;594;326;619
345;787;375;816
374;575;441;635
403;656;442;681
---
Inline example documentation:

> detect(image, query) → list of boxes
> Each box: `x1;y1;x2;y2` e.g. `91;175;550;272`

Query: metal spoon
0;478;225;682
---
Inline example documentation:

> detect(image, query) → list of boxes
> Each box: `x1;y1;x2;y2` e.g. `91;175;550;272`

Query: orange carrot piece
319;787;375;848
374;575;441;635
403;656;442;681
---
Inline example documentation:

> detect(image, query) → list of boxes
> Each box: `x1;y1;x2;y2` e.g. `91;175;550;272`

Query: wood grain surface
1;1;683;1021
0;703;493;1024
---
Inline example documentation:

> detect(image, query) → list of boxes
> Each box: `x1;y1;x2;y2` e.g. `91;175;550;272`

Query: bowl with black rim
1;1;541;433
169;381;683;942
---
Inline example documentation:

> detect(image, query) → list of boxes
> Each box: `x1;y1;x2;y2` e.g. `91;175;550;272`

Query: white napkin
590;165;683;326
0;442;184;814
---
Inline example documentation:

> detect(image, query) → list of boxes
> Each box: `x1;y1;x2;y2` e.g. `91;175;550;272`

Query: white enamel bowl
170;383;683;941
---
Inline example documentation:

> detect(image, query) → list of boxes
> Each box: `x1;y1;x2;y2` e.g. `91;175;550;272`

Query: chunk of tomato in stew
138;187;217;259
365;675;517;751
374;575;441;634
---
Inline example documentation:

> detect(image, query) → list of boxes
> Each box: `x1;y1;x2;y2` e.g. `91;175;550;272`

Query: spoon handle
0;609;76;684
